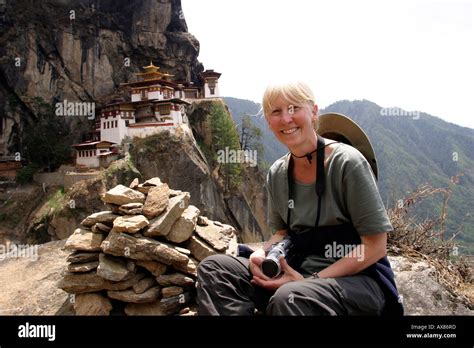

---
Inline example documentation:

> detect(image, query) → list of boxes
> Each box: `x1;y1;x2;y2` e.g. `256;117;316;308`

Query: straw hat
317;112;378;180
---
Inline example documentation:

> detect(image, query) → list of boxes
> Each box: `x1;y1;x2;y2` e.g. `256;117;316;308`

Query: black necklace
290;148;317;164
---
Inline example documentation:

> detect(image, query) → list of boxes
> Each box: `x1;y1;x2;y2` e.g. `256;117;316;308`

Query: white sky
182;0;474;129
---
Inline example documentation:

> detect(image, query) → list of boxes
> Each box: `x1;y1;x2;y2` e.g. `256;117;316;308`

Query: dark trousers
196;254;385;315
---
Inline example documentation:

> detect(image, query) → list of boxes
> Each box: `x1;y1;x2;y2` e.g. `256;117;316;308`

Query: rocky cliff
0;0;203;155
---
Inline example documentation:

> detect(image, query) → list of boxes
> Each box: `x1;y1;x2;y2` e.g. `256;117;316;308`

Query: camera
261;237;293;278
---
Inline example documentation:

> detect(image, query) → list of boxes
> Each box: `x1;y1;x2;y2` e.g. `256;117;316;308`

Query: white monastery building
73;63;221;168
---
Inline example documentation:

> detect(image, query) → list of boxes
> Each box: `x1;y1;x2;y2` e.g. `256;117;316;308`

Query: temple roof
200;69;221;79
135;62;174;82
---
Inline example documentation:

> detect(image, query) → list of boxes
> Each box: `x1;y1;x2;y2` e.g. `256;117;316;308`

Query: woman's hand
251;256;304;290
249;248;270;281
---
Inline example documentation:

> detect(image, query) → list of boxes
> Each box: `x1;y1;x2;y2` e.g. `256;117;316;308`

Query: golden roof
136;62;174;81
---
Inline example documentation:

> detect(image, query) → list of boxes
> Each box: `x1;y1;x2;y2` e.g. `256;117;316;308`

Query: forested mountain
223;97;474;254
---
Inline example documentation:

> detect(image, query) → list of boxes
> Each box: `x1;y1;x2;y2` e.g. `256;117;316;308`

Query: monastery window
157;104;170;115
115;120;118;128
125;120;130;127
210;87;215;95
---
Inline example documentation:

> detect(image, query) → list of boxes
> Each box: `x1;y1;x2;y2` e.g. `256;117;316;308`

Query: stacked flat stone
58;177;238;316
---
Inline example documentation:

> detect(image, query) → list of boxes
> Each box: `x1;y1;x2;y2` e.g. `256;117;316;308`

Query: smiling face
262;82;319;152
265;95;318;151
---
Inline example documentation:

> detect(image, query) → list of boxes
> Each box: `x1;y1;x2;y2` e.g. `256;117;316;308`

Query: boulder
185;235;217;262
118;203;143;215
97;254;135;282
156;273;194;287
142;184;170;219
107;286;161;303
102;185;146;205
166;205;200;243
145;193;190;237
64;228;104;252
74;293;113;316
81;211;119;228
67;251;100;264
67;261;99;273
113;215;149;234
101;232;189;266
58;271;146;294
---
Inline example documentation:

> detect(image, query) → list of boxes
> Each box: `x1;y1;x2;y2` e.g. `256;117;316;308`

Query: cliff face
0;0;203;155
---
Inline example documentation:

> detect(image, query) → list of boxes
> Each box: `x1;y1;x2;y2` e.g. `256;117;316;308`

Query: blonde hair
261;81;318;129
262;81;315;117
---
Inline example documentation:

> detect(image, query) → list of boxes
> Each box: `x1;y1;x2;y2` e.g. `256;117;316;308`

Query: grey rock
195;220;236;252
119;202;144;215
108;286;161;303
135;260;167;277
173;256;198;277
389;256;473;315
102;185;146;205
129;178;140;189
162;286;183;298
101;231;189;266
97;254;135;282
142;184;170;219
133;277;158;294
81;211;119;228
67;261;99;273
58;271;146;294
185;235;217;262
113;215;149;234
144;193;190;237
166;205;200;243
156;273;194;287
64;228;104;252
67;251;100;264
74;293;113;316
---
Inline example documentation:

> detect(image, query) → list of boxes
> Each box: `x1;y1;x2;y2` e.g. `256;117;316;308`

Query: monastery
72;63;221;168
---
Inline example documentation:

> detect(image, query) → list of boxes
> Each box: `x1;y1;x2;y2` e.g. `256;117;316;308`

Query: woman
196;82;403;315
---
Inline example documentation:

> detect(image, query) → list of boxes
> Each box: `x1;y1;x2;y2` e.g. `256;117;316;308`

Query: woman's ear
311;104;319;123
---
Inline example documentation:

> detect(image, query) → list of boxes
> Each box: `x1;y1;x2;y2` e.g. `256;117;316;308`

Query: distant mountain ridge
223;97;474;254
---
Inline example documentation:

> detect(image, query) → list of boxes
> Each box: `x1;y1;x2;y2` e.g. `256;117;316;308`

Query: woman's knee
266;282;300;313
267;280;344;315
197;254;243;280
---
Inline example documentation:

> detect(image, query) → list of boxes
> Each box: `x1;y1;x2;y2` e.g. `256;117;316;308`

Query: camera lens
262;258;279;278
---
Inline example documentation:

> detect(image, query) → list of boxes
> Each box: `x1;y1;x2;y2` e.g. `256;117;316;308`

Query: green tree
209;103;242;191
22;97;72;173
240;114;265;166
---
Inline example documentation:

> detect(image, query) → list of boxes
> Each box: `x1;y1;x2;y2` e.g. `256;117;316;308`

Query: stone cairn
58;177;238;315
